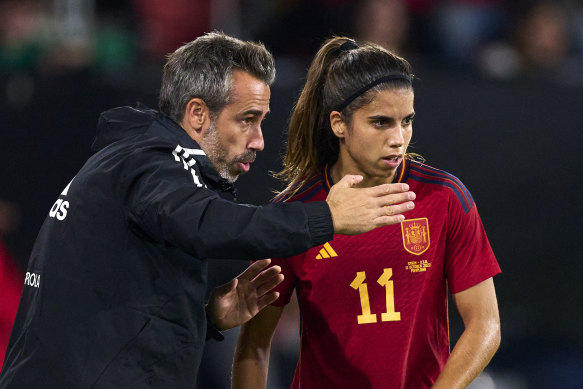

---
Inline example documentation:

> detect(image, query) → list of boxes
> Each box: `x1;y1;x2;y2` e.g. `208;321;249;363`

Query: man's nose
248;126;264;151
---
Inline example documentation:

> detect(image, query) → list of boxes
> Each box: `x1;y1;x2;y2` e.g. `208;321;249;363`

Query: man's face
200;70;270;182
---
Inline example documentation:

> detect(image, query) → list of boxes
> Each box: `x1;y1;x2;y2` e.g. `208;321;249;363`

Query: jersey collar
322;159;410;191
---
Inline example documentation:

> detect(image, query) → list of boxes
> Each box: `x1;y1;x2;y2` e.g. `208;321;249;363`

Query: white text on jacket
24;272;41;288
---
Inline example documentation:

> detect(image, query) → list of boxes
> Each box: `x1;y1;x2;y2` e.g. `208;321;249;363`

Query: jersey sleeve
268;256;298;306
445;194;501;294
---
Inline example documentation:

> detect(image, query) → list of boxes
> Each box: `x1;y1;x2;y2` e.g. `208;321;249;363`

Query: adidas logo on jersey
316;242;338;259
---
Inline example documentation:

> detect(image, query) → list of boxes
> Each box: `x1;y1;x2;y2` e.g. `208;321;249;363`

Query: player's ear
181;98;211;140
330;110;347;139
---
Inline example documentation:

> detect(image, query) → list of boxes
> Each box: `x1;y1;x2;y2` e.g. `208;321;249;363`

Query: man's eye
403;116;414;125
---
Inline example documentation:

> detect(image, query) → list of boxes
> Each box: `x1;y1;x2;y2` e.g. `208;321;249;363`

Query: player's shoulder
273;170;325;204
407;160;475;213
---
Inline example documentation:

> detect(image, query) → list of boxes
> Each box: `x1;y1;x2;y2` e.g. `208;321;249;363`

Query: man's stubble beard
201;120;256;183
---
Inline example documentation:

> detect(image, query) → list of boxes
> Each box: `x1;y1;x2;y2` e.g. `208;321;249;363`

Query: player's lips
381;154;402;168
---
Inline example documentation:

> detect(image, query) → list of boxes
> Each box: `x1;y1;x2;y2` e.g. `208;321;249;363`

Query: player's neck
330;160;396;188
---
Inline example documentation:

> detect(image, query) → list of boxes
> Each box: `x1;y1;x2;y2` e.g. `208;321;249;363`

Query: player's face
202;70;270;182
336;87;414;185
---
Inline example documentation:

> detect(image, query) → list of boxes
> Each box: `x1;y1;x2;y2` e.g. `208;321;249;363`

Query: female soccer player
232;37;501;389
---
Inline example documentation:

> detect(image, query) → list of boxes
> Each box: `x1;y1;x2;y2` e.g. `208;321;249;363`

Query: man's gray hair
159;31;276;123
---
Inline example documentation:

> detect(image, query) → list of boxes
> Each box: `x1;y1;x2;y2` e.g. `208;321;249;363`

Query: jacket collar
157;114;238;198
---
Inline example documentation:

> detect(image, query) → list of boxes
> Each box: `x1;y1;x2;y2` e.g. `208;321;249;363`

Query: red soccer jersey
270;160;501;389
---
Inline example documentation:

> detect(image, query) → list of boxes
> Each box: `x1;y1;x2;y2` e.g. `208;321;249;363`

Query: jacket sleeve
126;146;333;260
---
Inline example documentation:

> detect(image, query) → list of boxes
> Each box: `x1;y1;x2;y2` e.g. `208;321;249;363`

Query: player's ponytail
276;37;356;196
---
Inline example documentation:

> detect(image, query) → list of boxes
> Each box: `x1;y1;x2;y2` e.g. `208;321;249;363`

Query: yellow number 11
350;268;401;325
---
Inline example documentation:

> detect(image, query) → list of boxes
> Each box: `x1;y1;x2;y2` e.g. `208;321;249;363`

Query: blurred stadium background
1;0;583;388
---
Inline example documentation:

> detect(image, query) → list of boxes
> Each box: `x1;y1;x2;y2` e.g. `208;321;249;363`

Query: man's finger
212;277;238;297
379;201;415;216
255;273;284;297
237;258;271;281
372;192;416;209
256;292;281;311
367;183;410;197
251;265;281;284
333;174;363;189
373;214;406;227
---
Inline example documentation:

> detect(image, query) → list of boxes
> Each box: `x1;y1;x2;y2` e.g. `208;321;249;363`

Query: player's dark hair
275;36;414;197
159;31;275;123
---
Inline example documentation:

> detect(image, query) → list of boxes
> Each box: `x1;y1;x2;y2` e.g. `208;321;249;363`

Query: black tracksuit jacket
0;106;332;388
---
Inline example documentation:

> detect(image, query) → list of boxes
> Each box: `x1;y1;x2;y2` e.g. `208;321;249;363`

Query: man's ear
330;110;347;139
181;98;211;140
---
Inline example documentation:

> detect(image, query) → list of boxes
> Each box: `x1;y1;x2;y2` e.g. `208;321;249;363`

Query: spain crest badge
401;218;430;255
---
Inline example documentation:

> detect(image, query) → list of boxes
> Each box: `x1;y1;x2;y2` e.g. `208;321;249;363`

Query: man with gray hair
0;32;415;388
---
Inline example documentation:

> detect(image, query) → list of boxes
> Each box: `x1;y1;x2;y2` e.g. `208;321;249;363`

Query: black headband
339;40;359;52
334;74;412;112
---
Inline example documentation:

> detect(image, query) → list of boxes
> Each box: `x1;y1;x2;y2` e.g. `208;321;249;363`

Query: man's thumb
214;278;238;297
335;174;363;188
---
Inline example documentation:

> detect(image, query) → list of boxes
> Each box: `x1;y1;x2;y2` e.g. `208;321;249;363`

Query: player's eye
403;115;415;125
372;118;389;127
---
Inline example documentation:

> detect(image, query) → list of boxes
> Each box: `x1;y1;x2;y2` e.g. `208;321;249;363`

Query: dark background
1;1;583;388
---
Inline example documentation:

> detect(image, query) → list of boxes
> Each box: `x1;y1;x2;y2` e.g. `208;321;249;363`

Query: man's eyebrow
240;109;268;117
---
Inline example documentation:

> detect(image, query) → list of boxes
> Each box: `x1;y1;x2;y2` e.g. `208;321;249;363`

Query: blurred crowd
1;0;583;95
